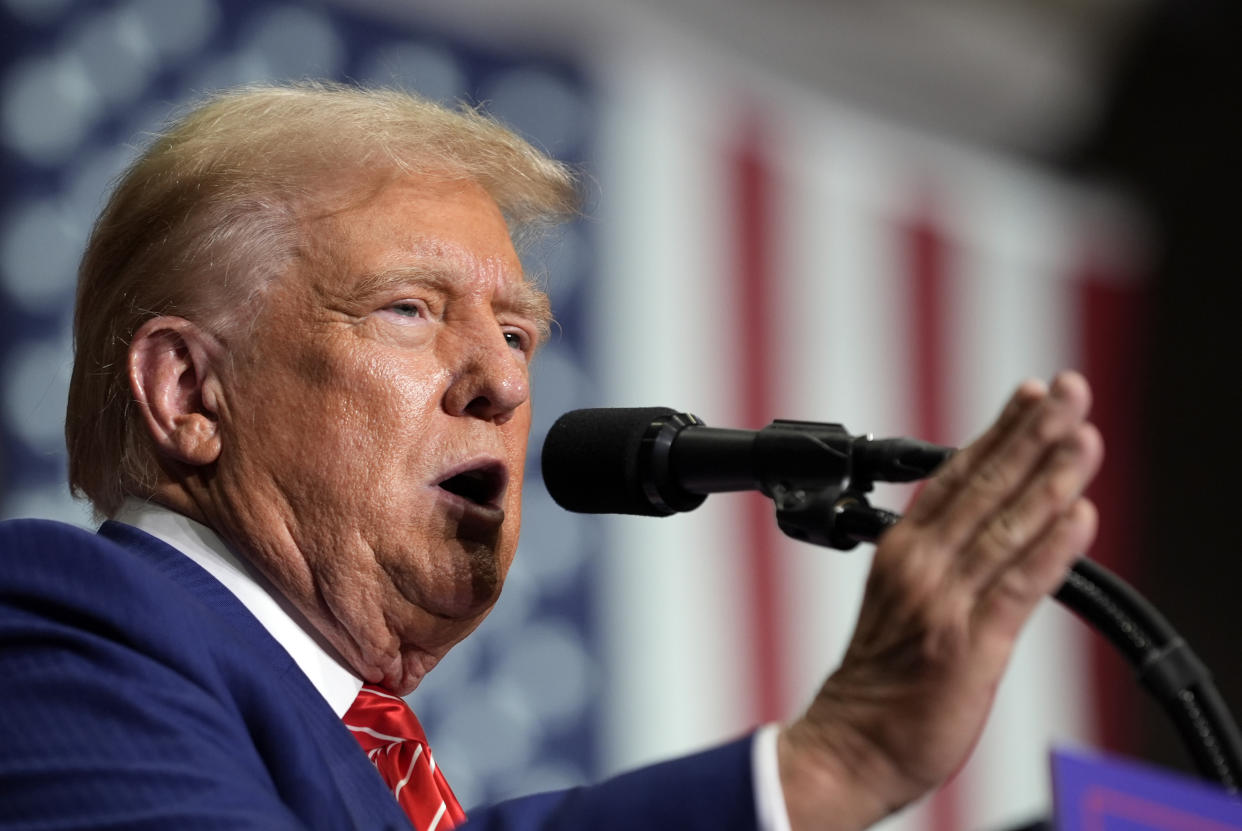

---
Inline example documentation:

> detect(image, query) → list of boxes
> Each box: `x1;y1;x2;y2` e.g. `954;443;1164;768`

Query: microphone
541;407;953;517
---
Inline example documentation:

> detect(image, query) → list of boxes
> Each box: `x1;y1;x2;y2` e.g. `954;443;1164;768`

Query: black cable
1055;559;1242;792
831;502;1242;793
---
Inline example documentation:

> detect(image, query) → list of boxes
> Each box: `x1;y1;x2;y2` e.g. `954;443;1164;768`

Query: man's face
211;175;546;692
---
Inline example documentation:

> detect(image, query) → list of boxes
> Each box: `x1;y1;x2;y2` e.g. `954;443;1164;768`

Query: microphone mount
636;412;952;534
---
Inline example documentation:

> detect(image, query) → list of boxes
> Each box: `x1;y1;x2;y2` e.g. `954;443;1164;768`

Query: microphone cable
847;506;1242;794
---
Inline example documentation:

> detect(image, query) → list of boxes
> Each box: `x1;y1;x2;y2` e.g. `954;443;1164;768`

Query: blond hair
66;82;579;516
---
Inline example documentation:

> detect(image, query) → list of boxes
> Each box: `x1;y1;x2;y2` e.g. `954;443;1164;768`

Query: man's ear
128;316;226;467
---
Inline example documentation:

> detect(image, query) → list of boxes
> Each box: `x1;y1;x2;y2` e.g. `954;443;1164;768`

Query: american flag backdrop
0;2;1149;830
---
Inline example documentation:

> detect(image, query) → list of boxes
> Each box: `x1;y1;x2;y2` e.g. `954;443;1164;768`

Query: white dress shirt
112;499;790;831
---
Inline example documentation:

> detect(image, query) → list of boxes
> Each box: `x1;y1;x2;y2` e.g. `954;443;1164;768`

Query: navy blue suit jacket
0;519;758;830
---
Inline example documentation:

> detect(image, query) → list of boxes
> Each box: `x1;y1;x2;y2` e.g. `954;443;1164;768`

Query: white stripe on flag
595;53;754;776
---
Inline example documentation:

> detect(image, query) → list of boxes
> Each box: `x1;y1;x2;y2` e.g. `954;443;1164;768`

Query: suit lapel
96;521;413;829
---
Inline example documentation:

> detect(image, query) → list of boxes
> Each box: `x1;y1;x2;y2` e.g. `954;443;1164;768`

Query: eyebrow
349;265;553;342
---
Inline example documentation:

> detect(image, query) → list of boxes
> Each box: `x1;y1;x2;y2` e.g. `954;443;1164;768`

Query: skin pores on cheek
274;328;510;599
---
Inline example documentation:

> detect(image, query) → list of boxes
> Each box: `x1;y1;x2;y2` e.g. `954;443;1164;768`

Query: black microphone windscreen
540;407;677;515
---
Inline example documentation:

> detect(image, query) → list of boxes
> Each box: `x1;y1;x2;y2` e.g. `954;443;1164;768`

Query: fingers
951;420;1103;589
906;371;1093;557
781;372;1104;829
972;497;1099;640
905;377;1048;526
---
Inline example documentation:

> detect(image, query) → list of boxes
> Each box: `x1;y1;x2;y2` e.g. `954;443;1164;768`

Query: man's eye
504;330;529;352
389;302;424;317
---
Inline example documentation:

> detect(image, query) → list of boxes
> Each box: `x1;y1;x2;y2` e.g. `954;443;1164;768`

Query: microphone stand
774;481;1242;794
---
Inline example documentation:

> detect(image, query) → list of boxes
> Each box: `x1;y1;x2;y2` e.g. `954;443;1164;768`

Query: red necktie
343;685;467;831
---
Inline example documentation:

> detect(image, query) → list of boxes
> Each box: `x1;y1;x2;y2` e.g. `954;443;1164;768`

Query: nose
442;329;530;424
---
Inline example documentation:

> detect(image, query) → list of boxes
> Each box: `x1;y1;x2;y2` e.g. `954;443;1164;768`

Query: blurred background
1;0;1237;829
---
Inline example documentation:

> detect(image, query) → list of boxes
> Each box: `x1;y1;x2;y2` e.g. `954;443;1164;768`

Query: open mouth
436;461;508;509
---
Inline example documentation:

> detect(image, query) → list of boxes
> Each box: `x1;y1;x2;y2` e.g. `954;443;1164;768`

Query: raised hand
778;371;1104;830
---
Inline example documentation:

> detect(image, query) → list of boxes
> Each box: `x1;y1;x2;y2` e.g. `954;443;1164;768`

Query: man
0;83;1102;830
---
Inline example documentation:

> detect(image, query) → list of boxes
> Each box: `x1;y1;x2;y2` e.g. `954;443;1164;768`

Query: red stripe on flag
903;196;963;831
731;115;785;723
908;204;950;447
1077;241;1148;758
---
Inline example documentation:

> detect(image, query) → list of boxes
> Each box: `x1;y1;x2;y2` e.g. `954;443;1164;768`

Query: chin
382;610;490;695
427;535;510;617
433;580;503;629
467;555;505;606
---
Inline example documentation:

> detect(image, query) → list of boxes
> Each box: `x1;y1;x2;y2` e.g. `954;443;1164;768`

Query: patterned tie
343;685;467;831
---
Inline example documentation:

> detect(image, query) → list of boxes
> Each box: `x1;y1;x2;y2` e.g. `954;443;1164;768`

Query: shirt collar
112;499;364;716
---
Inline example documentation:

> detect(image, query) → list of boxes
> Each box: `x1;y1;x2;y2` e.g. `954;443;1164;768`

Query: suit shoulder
1;517;162;592
0;517;221;655
0;519;365;830
0;518;125;586
0;516;101;548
